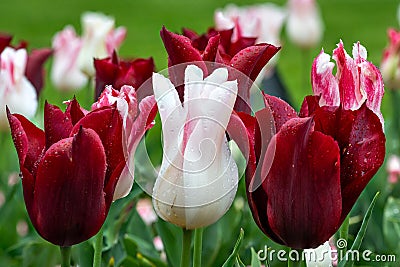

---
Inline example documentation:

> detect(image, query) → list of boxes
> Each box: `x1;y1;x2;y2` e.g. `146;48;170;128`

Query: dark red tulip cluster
160;26;280;113
230;41;386;249
7;98;125;246
94;51;155;99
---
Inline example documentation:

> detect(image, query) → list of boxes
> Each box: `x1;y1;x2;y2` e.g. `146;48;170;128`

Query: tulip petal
114;95;157;200
25;48;52;94
202;34;220;62
0;34;12;53
263;94;297;132
311;50;340;107
94;55;118;98
313;105;385;222
160;26;207;74
70;107;124;185
34;127;107;246
44;101;73;149
333;41;366;111
266;118;341;249
229;44;280;82
64;97;88;125
7;109;45;176
299;95;321;117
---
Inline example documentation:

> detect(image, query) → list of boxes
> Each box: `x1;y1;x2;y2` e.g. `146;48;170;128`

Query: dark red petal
0;33;12;53
7;108;45;176
227;111;255;172
266;118;342;249
230;44;280;82
44;101;73;149
182;28;199;40
94;56;118;98
299;95;321;117
263;94;298;132
314;105;386;222
160;26;205;69
202;34;220;62
25;48;52;95
161;26;208;94
115;57;155;91
70;107;124;186
65;97;87;125
33;128;107;246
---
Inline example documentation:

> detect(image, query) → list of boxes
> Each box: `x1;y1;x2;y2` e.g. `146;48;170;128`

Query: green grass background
0;0;398;110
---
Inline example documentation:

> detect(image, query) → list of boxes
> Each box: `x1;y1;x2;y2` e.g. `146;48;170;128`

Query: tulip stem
287;248;305;267
180;228;193;267
60;246;71;267
193;228;203;267
338;215;349;260
93;227;104;267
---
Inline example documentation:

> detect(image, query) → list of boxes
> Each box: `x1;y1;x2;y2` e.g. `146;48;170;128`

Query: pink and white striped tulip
51;26;87;91
92;85;156;200
0;47;37;129
152;65;239;229
312;41;384;126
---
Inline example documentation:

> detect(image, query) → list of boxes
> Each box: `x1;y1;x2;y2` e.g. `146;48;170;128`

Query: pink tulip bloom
51;26;88;91
136;198;158;225
381;29;400;90
92;85;156;200
387;155;400;184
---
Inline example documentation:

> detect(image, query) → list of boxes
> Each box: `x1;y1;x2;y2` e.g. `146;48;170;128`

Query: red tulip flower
7;98;125;246
94;51;155;99
230;41;385;249
160;26;280;113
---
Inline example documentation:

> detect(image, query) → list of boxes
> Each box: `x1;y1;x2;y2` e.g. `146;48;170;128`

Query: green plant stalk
93;227;104;267
60;246;71;267
193;228;203;267
287;248;304;267
181;228;193;267
338;215;350;260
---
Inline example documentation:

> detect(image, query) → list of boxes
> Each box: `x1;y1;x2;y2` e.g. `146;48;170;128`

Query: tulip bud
152;65;239;229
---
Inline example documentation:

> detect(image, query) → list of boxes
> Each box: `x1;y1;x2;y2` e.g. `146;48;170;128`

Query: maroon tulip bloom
229;41;385;249
160;26;280;113
7;98;125;246
0;33;52;95
94;51;155;99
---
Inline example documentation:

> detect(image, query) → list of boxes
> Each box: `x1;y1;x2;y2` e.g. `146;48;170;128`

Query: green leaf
250;247;262;267
221;228;244;267
155;219;182;267
383;196;400;250
338;191;380;267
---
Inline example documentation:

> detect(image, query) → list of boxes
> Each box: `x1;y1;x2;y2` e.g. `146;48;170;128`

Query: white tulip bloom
286;0;324;49
0;47;37;130
152;65;239;229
